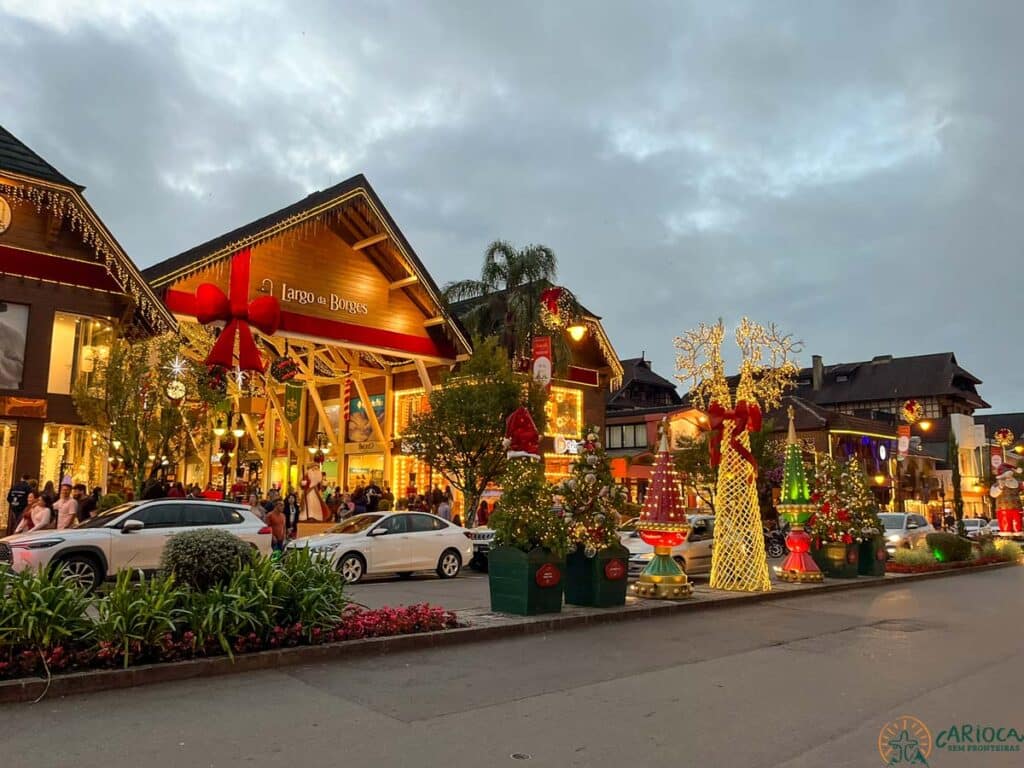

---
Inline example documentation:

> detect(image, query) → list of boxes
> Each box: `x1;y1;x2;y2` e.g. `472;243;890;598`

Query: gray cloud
2;0;1021;408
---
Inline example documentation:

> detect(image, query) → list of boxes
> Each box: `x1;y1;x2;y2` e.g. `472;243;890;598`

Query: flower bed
0;602;457;681
886;556;1006;574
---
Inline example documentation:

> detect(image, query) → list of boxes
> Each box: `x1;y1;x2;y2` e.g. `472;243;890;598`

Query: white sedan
288;512;473;583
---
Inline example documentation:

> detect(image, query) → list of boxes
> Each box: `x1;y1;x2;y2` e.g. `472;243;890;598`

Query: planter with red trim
857;535;888;577
564;543;630;608
488;546;564;615
811;541;860;579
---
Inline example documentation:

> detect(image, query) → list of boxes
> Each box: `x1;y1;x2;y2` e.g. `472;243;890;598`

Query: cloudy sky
2;1;1021;409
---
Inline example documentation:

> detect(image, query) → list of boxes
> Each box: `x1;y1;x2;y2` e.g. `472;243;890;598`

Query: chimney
812;355;823;391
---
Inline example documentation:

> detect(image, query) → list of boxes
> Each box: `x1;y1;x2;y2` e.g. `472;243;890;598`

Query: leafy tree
949;432;965;535
443;240;572;366
73;333;221;496
401;336;547;526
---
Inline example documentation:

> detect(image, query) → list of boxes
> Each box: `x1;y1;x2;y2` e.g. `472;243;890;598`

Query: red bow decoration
707;400;763;473
195;249;280;373
540;286;563;315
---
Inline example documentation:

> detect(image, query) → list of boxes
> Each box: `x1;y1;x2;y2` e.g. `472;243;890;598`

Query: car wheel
337;553;366;584
55;554;102;593
673;555;687;572
436;549;462;579
766;540;786;558
396;571;414;579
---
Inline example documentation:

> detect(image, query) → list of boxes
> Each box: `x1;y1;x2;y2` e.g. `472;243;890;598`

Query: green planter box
811;541;860;579
564;543;630;607
488;546;565;615
857;536;887;577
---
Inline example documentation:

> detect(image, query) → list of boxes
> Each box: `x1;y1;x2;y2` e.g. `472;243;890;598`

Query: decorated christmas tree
489;407;570;557
776;407;822;582
808;456;883;546
557;426;628;555
630;419;693;599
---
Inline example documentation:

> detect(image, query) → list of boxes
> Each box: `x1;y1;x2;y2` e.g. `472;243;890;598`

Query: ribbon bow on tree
707;400;763;473
195;249;280;373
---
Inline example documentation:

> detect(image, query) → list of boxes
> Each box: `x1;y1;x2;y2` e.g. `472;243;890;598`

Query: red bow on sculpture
195;249;280;373
707;400;763;473
540;287;563;314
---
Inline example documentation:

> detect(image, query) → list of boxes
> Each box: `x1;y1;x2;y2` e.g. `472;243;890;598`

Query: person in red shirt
266;500;287;554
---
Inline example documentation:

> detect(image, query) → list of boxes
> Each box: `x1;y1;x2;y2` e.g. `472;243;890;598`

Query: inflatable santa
504;406;540;459
989;463;1023;534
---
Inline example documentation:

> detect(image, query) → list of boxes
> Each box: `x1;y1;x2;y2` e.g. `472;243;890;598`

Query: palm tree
443;240;562;361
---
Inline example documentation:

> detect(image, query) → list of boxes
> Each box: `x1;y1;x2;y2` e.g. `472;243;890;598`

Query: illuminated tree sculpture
675;319;799;592
776;406;822;583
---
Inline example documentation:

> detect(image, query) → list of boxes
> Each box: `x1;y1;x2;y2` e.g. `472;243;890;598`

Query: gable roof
607;356;681;410
0;124;81;190
764;395;899;436
142;174;470;356
447;281;600;321
796;353;989;410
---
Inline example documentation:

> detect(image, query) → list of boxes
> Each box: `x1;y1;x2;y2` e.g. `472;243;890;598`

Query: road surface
3;567;1021;768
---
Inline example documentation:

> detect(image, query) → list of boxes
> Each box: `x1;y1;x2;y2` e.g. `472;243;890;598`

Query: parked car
623;514;716;577
961;518;993;539
287;512;473;583
468;526;495;571
989;519;1001;534
0;499;271;591
879;513;934;553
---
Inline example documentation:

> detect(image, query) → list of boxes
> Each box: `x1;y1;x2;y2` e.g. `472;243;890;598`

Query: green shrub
184;585;262;657
161;529;255;591
97;493;125;512
277;549;348;634
925;532;972;563
994;539;1022;562
224;557;288;635
892;548;937;566
93;570;186;667
0;567;94;652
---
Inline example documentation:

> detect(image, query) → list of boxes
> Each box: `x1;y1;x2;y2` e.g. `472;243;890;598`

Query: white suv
0;499;271;591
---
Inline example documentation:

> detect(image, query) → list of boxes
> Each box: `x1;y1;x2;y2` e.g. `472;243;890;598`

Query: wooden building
143;175;472;511
0;125;174;529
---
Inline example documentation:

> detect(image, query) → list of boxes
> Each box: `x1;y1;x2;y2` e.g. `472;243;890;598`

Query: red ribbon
707;400;762;473
195;249;280;372
540;286;563;315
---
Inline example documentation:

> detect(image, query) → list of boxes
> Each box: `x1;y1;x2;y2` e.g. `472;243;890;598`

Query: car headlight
10;538;64;549
631;552;655;562
887;534;902;543
309;543;340;554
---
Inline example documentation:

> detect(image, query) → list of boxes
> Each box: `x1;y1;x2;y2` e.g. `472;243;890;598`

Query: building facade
0;126;174;531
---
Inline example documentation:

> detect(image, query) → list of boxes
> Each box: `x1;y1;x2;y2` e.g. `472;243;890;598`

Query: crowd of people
5;474;101;536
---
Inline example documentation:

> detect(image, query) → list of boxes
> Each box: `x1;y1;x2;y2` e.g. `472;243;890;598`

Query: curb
0;560;1015;704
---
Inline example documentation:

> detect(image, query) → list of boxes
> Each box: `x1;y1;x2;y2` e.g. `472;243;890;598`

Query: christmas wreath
539;286;579;330
900;399;923;424
270;356;300;383
994;428;1015;448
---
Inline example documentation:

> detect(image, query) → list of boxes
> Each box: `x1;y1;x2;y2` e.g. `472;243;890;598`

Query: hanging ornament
195;249;280;373
270;356;300;383
586;454;599;466
166;379;186;402
900;399;923;424
205;365;229;395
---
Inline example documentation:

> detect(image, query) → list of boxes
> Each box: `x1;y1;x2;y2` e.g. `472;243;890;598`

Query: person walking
54;482;78;530
267;500;287;556
5;474;30;536
283;490;300;538
73;484;96;523
248;493;265;522
14;491;51;533
366;480;382;513
41;480;56;508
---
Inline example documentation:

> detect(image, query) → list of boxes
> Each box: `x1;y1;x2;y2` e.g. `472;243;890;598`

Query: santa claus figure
301;465;331;522
504;406;540;459
990;463;1023;534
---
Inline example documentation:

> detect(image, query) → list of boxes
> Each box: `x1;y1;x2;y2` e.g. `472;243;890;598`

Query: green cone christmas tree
558;426;628;555
776;406;822;582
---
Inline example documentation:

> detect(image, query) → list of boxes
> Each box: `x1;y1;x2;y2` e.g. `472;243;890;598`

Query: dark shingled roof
0;124;81;189
607;356;681;412
764;395;898;436
796;353;989;410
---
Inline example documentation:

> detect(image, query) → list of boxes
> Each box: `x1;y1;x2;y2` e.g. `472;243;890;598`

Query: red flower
841;533;853;544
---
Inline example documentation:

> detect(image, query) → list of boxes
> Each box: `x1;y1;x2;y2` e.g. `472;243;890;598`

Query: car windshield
878;513;905;531
328;514;383;534
74;502;140;528
618;517;638;532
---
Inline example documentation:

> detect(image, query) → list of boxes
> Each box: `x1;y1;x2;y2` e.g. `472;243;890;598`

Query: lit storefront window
38;424;106;490
545;386;582;439
47;313;114;395
0;422;18;530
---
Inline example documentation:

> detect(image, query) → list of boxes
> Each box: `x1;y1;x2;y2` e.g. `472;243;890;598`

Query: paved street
4;567;1021;768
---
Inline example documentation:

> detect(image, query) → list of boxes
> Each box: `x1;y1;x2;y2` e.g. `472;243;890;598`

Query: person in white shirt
53;482;79;530
15;491;52;533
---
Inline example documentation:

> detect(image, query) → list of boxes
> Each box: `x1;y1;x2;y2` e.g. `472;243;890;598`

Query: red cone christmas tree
630;418;693;599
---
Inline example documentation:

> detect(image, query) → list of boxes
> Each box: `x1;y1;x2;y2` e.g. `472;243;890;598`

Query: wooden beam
349;373;387;446
423;317;446;328
389;275;418;290
241;414;264;454
414;359;433;394
307;380;339;449
266;388;301;457
352;232;387;250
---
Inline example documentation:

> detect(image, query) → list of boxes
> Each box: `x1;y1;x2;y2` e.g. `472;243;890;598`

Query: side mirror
122;519;145;534
907;522;919;530
369;527;388;536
